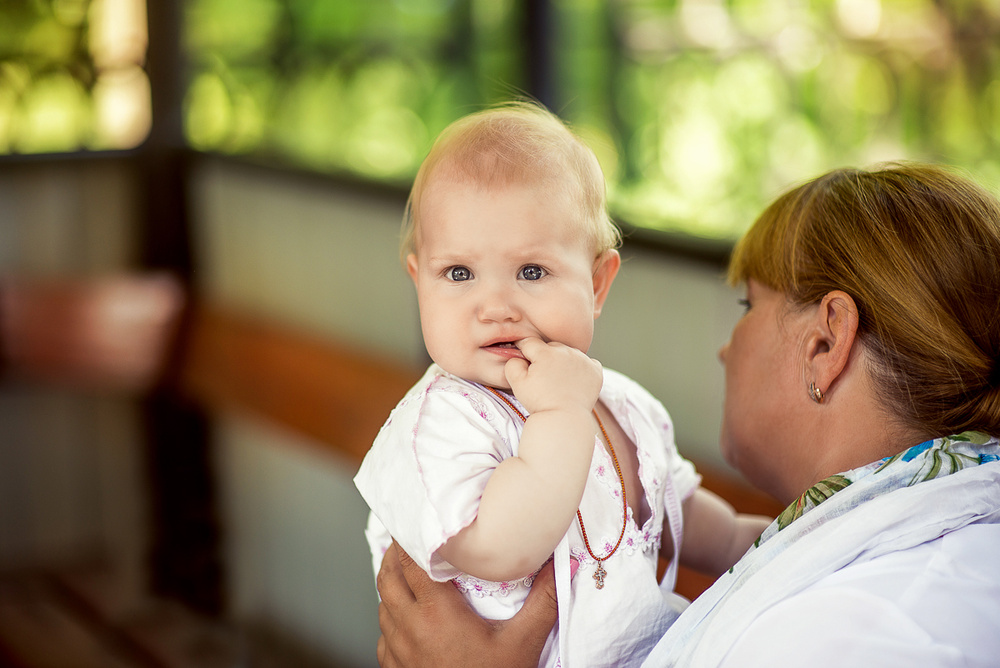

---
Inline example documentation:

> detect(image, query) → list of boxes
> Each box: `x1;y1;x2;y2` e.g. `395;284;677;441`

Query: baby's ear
406;254;419;284
592;249;621;318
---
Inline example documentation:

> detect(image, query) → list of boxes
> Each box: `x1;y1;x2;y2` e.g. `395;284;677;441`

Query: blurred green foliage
5;0;1000;241
183;0;524;185
0;0;150;153
555;0;1000;239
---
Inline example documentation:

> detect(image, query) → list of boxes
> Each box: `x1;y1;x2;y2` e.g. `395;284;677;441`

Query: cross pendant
593;561;607;589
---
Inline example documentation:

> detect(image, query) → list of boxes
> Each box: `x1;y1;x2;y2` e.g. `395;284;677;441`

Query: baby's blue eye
519;265;545;281
448;266;472;281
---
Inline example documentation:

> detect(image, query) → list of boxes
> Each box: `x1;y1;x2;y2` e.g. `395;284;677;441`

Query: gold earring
809;382;824;404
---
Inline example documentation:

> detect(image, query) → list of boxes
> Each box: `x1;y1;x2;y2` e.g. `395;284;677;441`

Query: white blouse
718;523;1000;668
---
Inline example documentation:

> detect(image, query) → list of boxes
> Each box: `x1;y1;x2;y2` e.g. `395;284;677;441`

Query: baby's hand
504;337;603;416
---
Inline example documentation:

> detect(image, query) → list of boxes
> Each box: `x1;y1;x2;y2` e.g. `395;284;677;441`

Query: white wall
214;415;378;667
189;158;744;667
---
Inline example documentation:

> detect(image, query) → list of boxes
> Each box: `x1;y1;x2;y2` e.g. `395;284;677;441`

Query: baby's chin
473;374;513;392
437;364;512;393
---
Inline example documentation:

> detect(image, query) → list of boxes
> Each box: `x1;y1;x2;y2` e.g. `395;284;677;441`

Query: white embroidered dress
354;364;699;667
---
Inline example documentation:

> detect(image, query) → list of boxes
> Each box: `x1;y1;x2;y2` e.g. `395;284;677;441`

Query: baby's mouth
486;341;519;349
483;340;524;358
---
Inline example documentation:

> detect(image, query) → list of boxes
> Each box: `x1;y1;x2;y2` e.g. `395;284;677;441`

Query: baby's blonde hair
400;101;621;261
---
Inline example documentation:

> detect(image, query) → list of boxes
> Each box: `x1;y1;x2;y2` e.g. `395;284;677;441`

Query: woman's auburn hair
399;100;621;262
729;162;1000;438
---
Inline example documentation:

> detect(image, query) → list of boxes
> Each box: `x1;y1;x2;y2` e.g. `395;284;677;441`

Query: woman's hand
376;541;558;668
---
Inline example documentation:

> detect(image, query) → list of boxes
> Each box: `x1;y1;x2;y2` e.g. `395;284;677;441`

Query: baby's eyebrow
510;247;561;262
424;254;469;266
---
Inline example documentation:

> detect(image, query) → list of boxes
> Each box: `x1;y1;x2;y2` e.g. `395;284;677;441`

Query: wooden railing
178;303;423;464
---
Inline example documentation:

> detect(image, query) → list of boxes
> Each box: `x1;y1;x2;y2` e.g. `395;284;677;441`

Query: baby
354;102;769;667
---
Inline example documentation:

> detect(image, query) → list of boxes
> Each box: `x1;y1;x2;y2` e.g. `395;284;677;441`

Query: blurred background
1;0;998;665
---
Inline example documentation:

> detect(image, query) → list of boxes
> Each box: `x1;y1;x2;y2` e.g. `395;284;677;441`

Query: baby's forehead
417;174;586;230
414;181;596;251
425;155;574;193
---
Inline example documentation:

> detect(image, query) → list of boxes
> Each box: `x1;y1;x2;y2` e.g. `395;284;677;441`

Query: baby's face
407;177;604;390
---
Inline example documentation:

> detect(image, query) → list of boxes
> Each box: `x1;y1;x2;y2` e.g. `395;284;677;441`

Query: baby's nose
478;288;520;322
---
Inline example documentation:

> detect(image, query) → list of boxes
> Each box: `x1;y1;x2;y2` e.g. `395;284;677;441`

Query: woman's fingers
377;542;414;606
494;557;559;663
376;543;407;667
375;540;559;668
397;542;454;602
376;633;390;667
377;540;486;667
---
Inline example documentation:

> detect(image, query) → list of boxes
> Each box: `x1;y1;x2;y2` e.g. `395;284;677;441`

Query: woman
374;163;1000;667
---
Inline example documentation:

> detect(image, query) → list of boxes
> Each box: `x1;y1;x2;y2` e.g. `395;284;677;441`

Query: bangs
727;186;803;292
727;169;850;300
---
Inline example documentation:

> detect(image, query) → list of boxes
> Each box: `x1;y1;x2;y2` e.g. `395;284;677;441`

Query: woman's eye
447;266;472;282
518;265;546;281
737;298;751;314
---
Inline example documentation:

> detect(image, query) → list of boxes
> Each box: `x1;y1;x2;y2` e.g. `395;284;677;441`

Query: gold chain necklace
484;386;628;589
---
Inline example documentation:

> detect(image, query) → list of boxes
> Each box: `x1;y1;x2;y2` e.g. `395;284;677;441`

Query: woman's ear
592;249;621;318
806;290;860;400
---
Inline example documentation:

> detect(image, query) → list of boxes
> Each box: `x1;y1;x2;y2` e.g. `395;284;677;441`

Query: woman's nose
718;341;729;364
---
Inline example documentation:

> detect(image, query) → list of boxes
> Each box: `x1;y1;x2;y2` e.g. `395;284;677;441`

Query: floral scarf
643;432;1000;667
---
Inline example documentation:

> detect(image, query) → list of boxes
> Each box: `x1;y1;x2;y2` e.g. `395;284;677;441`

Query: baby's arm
436;336;602;582
675;487;772;577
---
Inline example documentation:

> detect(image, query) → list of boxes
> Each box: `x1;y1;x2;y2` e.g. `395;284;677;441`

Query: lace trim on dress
452;571;537;598
571;505;662;565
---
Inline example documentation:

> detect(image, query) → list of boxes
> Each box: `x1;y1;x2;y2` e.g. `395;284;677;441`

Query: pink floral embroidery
453;572;536;598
